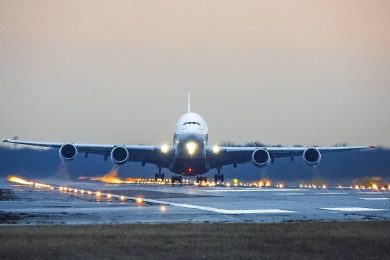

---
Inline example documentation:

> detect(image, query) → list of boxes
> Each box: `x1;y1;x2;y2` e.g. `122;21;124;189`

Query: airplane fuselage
170;112;209;176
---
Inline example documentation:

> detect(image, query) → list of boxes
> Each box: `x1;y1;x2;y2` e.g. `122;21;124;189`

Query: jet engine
59;144;78;161
252;148;271;168
303;148;321;166
110;146;129;165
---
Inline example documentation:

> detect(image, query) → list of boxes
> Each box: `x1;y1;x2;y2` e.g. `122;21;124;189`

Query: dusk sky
1;0;389;146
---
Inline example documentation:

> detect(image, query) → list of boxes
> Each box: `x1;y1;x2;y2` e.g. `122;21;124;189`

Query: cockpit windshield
183;122;201;126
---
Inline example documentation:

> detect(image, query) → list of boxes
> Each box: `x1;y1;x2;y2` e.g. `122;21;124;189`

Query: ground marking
321;207;386;212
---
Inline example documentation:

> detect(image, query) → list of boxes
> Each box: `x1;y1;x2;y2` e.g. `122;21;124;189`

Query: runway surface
1;179;389;224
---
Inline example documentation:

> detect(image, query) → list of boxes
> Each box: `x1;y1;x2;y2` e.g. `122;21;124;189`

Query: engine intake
59;144;77;161
252;148;271;168
303;148;321;166
110;146;129;165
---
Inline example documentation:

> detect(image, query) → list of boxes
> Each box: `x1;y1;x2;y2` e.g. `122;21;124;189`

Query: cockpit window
183;122;201;126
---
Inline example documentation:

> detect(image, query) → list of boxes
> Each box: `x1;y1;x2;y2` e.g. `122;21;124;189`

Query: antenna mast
187;93;191;113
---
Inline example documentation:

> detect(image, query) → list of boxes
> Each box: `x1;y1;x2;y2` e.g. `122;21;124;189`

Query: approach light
161;144;170;154
186;142;198;155
212;145;220;154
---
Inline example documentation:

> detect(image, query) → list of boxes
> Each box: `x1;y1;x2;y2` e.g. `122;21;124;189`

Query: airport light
120;196;125;201
372;184;378;190
96;191;101;197
87;191;92;195
106;193;112;199
186;141;198;156
160;205;166;212
135;197;143;205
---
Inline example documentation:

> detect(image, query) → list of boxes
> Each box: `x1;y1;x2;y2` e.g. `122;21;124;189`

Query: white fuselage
171;113;209;175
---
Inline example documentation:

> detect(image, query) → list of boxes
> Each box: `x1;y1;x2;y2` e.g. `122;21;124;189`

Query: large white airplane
3;95;375;183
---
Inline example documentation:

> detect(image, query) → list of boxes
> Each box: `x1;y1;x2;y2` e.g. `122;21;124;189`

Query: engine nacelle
59;144;78;161
110;146;129;165
252;148;271;168
303;148;321;166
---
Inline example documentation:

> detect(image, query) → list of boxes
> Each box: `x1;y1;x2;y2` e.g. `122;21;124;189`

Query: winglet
3;138;9;144
368;145;376;149
187;93;191;113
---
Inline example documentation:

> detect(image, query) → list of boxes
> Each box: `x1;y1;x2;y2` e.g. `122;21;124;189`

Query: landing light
212;145;220;154
161;144;170;154
186;142;198;155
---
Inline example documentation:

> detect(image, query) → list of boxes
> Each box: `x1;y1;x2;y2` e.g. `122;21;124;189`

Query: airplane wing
206;145;375;169
2;139;173;168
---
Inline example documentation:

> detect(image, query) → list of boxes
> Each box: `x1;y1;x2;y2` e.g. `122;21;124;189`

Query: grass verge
0;221;389;259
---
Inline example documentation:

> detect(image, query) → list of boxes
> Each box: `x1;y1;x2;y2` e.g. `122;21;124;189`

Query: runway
1;179;389;224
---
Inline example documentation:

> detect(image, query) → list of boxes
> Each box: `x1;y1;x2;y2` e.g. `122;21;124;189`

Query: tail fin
187;93;191;113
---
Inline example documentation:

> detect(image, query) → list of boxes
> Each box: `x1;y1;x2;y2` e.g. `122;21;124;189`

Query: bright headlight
160;144;170;154
186;142;198;155
212;145;220;154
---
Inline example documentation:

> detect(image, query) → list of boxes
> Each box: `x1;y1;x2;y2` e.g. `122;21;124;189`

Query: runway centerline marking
315;192;349;195
199;189;304;193
136;196;295;215
359;198;389;201
321;207;387;212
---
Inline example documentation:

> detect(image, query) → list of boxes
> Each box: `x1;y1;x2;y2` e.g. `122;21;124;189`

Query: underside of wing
207;145;375;169
2;138;173;168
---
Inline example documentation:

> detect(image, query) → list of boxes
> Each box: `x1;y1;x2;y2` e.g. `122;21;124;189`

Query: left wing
206;145;375;169
2;138;173;168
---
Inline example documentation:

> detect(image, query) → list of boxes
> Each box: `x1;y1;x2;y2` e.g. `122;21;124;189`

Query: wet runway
1;180;389;224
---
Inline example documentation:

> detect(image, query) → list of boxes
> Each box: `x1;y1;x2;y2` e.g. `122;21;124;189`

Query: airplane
3;94;375;184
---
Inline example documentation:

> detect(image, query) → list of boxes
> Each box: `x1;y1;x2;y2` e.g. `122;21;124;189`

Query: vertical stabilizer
187;93;191;113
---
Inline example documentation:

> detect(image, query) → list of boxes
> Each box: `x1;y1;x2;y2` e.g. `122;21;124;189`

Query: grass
0;221;389;259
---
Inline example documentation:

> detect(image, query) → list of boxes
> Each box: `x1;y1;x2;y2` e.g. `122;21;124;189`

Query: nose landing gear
171;175;183;184
154;172;165;181
196;176;207;183
214;173;224;183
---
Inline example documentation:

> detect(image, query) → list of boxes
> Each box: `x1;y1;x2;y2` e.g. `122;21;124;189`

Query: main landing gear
171;175;183;184
155;170;164;181
214;168;224;183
